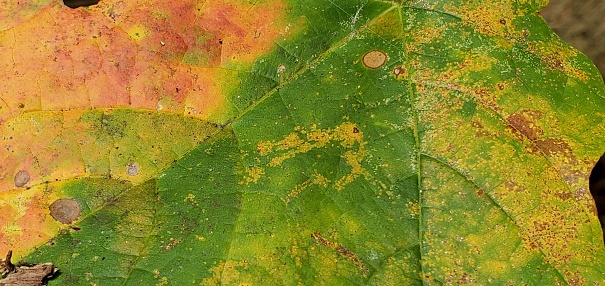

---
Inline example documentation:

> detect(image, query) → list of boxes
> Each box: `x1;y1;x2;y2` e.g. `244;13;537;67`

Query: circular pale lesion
49;198;82;224
14;170;30;188
126;162;141;176
362;50;387;69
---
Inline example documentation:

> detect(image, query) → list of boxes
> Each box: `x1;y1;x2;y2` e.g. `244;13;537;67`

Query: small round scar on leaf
362;50;387;69
49;198;82;224
126;162;141;176
14;170;30;188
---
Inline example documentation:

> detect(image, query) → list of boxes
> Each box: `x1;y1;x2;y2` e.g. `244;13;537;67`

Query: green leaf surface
2;0;605;284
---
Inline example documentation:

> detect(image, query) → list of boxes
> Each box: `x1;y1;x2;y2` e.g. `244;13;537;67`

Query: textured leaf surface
1;0;605;284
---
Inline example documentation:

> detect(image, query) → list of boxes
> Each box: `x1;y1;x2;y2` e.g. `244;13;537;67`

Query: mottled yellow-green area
446;1;520;37
0;109;218;192
202;260;250;286
408;19;451;54
526;40;588;81
416;57;603;281
371;8;401;37
109;181;156;256
253;122;371;191
0;184;65;257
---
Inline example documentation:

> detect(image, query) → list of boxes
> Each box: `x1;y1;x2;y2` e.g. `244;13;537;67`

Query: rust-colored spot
362;50;387;69
499;19;506;25
393;66;405;75
476;189;484;196
311;231;368;275
535;138;572;155
353;127;360;133
126;162;141;176
14;170;30;188
507;111;544;141
49;198;82;224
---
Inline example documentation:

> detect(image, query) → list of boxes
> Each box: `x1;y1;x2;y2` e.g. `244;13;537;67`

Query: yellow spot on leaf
126;25;150;41
156;277;168;286
185;193;197;205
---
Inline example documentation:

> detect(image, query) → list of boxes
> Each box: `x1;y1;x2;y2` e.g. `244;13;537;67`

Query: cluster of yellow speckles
252;122;370;192
406;200;420;216
335;150;371;191
409;20;450;53
243;166;266;185
184;193;197;206
288;173;330;199
155;276;169;286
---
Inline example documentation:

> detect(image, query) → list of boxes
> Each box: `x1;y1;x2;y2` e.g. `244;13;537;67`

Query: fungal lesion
311;231;368;276
246;122;373;192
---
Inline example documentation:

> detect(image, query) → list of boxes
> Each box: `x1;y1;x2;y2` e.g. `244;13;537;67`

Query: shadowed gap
63;0;99;9
589;153;605;242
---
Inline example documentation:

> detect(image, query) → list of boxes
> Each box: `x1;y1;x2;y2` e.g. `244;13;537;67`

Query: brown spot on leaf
535;138;572;155
311;231;368;275
392;66;407;79
49;198;82;224
14;170;30;188
362;50;387;69
507;111;544;141
553;191;572;201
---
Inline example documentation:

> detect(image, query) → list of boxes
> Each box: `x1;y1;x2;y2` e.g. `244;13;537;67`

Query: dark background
542;0;605;77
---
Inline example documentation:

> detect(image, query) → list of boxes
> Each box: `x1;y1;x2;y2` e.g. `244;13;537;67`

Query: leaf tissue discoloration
13;170;30;188
2;0;605;285
252;122;372;191
49;198;82;225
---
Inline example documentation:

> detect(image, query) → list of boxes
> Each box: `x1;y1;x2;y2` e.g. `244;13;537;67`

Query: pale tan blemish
126;162;141;176
362;50;387;69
